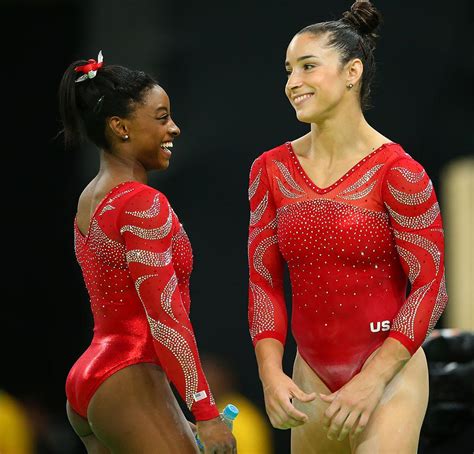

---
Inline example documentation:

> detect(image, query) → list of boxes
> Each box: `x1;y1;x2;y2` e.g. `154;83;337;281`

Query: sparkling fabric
247;142;447;391
66;181;218;421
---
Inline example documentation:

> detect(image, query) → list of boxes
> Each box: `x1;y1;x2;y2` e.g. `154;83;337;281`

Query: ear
346;58;364;88
107;116;129;140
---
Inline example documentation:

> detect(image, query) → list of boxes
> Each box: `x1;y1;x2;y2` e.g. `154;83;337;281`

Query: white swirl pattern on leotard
249;281;275;340
250;192;269;226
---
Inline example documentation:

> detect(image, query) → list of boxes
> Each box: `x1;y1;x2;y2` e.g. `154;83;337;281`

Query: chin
150;159;170;172
295;109;317;124
160;159;170;170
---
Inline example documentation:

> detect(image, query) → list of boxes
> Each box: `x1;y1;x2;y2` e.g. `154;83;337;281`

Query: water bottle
195;403;239;452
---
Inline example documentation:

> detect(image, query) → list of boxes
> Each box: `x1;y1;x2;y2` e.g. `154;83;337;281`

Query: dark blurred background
2;0;473;452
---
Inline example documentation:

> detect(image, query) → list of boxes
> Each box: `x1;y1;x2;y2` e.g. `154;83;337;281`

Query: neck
308;100;376;162
98;149;148;184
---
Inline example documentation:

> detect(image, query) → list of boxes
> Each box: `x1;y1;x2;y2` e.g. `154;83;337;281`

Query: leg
291;352;351;454
66;401;110;454
351;347;429;454
87;363;199;454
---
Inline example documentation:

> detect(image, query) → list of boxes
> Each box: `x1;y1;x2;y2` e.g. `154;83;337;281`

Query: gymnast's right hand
197;417;237;453
261;368;316;429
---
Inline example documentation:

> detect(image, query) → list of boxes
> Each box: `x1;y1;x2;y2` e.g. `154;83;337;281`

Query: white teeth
294;94;313;105
161;142;173;148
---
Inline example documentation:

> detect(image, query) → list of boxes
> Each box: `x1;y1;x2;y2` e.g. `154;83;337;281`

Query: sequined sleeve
118;188;219;421
248;155;288;346
382;157;448;355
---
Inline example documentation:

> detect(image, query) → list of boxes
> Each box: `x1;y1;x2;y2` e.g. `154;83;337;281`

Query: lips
293;93;314;105
160;141;173;150
160;141;173;157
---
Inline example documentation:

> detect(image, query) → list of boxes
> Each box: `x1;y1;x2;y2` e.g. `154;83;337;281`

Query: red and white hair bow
74;51;103;83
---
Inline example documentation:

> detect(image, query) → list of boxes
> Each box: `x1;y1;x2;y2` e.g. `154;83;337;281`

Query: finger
270;407;306;429
353;411;370;435
227;439;237;454
285;415;308;427
278;418;305;430
291;386;317;403
337;411;361;441
327;408;350;440
281;399;310;423
273;413;305;429
322;401;341;430
319;392;336;403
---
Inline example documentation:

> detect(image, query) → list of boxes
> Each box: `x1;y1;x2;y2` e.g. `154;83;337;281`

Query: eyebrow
285;55;319;66
155;107;168;113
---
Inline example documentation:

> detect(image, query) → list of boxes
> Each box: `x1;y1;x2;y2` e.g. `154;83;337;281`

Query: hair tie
75;50;103;83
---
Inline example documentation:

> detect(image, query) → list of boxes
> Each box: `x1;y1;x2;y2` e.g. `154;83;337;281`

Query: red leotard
66;181;219;421
247;142;448;392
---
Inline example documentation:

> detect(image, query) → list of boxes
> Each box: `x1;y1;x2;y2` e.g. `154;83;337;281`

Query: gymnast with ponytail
58;52;236;453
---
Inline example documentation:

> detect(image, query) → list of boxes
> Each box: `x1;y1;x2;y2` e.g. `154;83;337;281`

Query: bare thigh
351;348;429;454
66;401;110;454
291;348;429;454
80;363;198;454
291;351;351;454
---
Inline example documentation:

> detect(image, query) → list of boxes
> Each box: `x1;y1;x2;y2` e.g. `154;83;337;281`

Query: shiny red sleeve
382;157;448;355
118;188;219;421
248;155;288;347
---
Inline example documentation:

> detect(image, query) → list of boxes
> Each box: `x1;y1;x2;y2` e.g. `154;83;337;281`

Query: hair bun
341;1;381;36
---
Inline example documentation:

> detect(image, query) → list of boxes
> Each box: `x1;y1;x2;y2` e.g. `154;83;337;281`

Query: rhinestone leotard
66;181;219;420
247;142;447;391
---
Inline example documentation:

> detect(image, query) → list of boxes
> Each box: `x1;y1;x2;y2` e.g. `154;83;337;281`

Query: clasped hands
261;367;386;441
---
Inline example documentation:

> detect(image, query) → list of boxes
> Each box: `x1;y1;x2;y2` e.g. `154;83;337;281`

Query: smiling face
285;32;361;123
123;85;180;171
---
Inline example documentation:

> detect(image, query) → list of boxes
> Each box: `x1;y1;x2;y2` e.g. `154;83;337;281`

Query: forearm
255;338;285;382
360;337;412;385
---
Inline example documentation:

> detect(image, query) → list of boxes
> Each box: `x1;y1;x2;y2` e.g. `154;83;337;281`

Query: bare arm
256;338;316;429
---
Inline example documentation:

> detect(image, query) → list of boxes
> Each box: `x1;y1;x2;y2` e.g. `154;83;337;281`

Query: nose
286;71;303;92
169;120;180;137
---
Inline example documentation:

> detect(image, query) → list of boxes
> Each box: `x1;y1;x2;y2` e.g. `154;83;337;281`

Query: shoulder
378;143;430;187
383;143;426;172
118;182;173;218
380;145;436;210
249;142;291;177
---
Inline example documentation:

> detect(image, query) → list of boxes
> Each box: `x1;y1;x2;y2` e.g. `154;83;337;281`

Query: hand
320;371;386;442
261;368;316;429
196;416;236;454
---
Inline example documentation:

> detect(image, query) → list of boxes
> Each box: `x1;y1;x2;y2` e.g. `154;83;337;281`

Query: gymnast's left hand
197;416;237;454
319;371;385;442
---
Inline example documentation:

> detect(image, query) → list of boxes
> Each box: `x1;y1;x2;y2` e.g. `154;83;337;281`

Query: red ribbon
74;59;103;74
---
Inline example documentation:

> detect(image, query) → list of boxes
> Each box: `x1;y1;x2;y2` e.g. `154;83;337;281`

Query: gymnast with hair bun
247;2;448;452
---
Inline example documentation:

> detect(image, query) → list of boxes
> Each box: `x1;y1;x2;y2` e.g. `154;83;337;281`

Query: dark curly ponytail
58;53;158;150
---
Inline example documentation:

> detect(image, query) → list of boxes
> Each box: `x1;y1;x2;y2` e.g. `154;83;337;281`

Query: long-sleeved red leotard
66;181;219;421
248;142;448;392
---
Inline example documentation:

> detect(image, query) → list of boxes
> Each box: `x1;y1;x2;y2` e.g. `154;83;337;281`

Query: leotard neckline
286;141;396;194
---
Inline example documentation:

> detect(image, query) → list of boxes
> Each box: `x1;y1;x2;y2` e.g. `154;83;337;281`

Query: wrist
196;416;222;426
259;363;284;383
362;339;411;385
